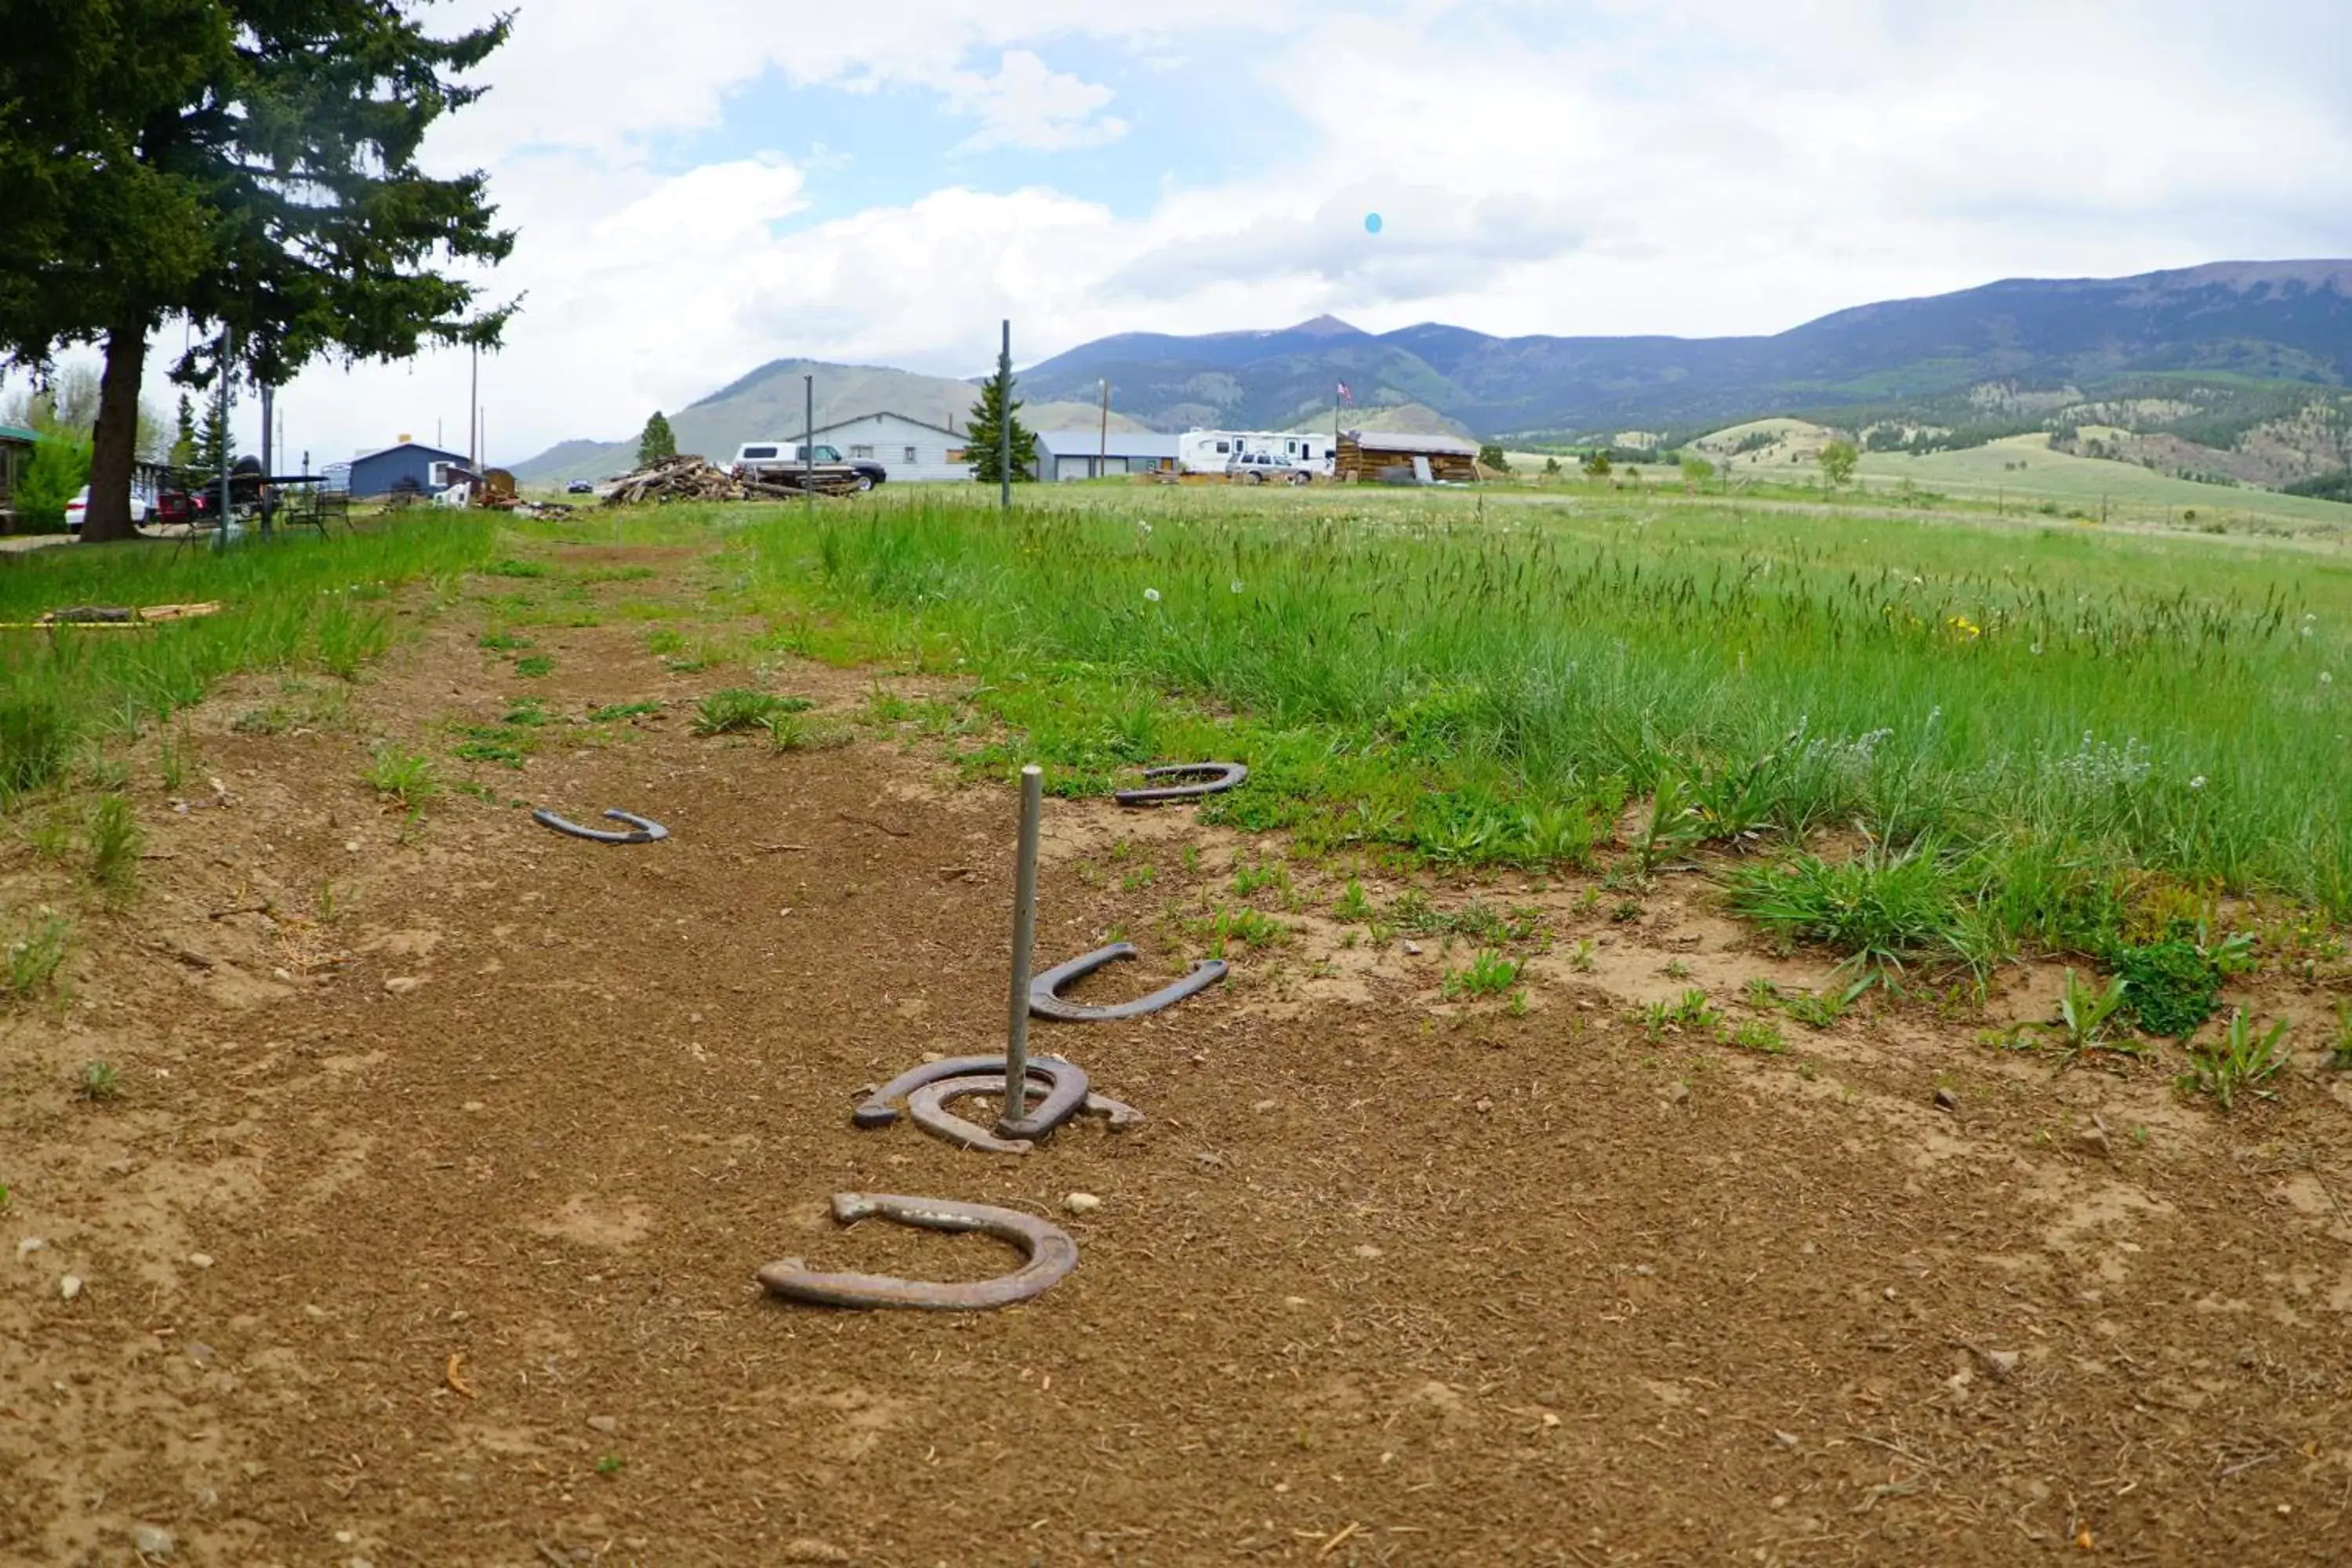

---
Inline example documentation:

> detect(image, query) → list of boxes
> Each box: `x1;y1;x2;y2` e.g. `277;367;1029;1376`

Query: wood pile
601;455;856;506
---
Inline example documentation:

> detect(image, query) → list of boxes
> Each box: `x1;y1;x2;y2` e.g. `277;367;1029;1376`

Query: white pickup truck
731;442;887;491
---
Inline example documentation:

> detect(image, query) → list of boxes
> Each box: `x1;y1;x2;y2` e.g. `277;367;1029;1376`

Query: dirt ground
5;539;2351;1567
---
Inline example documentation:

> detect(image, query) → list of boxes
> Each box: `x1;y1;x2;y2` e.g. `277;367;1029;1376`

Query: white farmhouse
774;411;973;483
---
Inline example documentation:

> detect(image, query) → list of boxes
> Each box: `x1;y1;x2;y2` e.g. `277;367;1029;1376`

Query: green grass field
0;520;493;800
1854;434;2352;530
732;481;2352;974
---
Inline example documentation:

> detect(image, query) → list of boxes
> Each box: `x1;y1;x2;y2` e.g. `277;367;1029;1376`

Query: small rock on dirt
16;1238;44;1261
586;1415;619;1435
1062;1192;1102;1215
132;1523;174;1557
1982;1348;2022;1380
1353;1243;1384;1260
1663;1082;1690;1105
382;976;422;995
60;1274;82;1301
779;1541;850;1564
1402;940;1422;956
1933;1087;1959;1112
187;1252;214;1270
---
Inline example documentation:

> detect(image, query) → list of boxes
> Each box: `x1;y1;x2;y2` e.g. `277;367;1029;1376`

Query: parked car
731;441;888;491
63;486;152;532
1225;451;1306;485
565;480;594;495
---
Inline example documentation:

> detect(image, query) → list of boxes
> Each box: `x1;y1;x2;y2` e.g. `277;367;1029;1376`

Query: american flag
1336;380;1353;405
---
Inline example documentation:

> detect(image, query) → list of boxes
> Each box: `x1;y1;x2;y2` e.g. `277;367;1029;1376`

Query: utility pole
259;380;275;537
999;320;1012;510
470;342;480;471
212;325;234;554
804;374;814;522
1098;377;1109;479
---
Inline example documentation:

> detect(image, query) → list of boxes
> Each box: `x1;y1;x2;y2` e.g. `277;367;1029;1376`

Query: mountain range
514;260;2352;486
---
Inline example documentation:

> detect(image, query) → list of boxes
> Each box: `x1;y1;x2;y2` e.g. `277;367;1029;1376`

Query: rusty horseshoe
909;1073;1146;1154
1029;942;1227;1022
1113;762;1248;806
757;1192;1078;1311
532;808;669;844
851;1054;1091;1141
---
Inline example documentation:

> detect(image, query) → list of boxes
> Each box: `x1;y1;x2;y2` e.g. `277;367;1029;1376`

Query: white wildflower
1143;587;1161;603
2188;775;2207;790
2029;642;2043;656
2323;670;2335;684
1230;580;1244;593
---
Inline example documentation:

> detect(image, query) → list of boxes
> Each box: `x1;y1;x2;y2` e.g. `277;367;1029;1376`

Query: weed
1636;771;1707;872
763;711;809;751
85;795;142;902
479;629;534;652
1194;906;1284;957
1569;938;1597;973
1507;989;1530;1017
1521;803;1598;869
1730;840;1972;979
1642;989;1721;1037
694;688;811;736
1744;975;1779;1006
0;696;74;800
2041;967;2136;1061
1442;949;1523;999
1179;845;1200;873
1232;860;1289;899
1610;898;1642;923
590;700;662;722
1334;878;1373;922
485;557;549;578
3;913;70;999
158;730;191;793
644;627;687;657
1121;865;1156;893
865;688;914;724
364;746;441;811
596;1454;624;1476
2176;1008;2289;1110
2330;1004;2352;1072
1775;975;1872;1029
1663;958;1691;980
78;1060;123;1102
2108;936;2227;1038
1726;1018;1787;1054
514;655;554;678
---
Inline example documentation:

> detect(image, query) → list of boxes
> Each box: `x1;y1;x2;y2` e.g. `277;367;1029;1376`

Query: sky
18;0;2352;468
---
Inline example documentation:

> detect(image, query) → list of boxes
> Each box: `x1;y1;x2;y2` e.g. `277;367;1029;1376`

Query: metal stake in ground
1000;764;1044;1134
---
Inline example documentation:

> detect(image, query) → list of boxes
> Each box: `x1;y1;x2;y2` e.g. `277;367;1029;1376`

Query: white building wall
774;412;974;484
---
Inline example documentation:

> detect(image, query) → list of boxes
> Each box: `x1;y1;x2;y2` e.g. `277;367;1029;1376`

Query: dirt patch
4;545;2350;1565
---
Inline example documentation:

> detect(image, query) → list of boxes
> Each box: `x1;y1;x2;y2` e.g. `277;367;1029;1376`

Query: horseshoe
1114;762;1248;806
757;1192;1077;1311
1029;942;1227;1022
532;808;669;844
851;1054;1090;1140
909;1074;1146;1153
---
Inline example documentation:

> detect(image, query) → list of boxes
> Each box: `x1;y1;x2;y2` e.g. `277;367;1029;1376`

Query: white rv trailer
1178;429;1337;477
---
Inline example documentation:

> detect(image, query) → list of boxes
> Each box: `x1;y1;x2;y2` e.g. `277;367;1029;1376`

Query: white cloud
114;0;2350;468
942;51;1127;152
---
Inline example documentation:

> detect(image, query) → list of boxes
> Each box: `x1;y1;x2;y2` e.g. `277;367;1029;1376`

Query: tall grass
739;489;2352;952
0;521;492;803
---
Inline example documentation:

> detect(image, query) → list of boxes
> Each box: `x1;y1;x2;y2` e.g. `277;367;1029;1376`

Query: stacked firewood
601;456;855;505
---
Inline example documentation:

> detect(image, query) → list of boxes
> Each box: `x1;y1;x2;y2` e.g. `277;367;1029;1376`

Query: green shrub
13;434;93;532
2109;938;2222;1038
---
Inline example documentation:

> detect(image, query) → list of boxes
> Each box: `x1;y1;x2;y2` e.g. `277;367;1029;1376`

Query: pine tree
637;410;677;468
0;2;515;542
965;373;1036;485
194;396;231;478
170;394;197;470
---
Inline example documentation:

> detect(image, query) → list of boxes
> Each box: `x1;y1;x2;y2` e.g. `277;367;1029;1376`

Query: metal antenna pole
1003;764;1044;1122
998;319;1012;510
213;326;233;554
804;373;814;522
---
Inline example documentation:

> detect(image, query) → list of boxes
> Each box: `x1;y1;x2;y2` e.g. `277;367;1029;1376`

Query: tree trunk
85;316;150;543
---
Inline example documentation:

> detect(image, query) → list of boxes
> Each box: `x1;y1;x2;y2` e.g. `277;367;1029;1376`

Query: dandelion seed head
2322;670;2334;684
2189;775;2207;790
1143;587;1161;603
1230;580;1243;593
